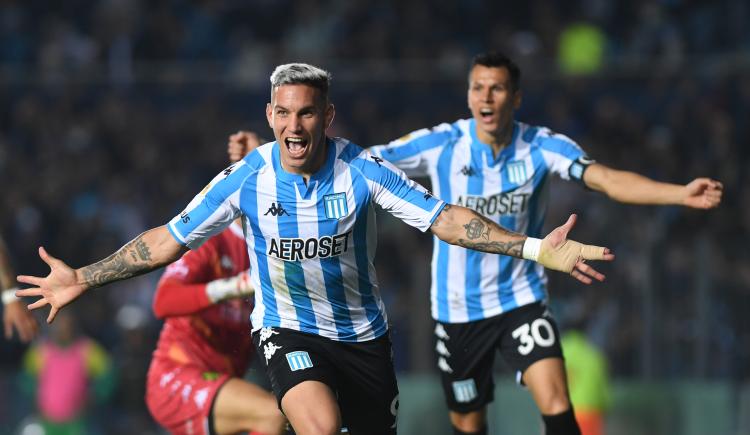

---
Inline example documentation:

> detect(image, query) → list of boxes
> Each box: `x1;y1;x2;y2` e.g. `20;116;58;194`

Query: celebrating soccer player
17;63;613;435
368;52;723;435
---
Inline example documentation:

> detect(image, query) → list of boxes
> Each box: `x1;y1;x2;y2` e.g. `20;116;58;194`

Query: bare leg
212;378;287;435
449;407;487;433
281;380;341;435
522;357;572;415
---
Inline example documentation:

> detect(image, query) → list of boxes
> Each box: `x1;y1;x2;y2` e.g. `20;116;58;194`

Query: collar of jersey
469;119;520;167
271;137;336;186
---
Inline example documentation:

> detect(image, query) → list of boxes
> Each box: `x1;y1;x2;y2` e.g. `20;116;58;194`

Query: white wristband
2;288;19;305
522;237;542;262
205;276;240;304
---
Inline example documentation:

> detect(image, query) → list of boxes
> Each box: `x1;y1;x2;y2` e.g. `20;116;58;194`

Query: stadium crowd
0;0;748;433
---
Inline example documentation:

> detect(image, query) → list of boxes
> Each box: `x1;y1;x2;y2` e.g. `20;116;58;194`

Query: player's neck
477;125;513;158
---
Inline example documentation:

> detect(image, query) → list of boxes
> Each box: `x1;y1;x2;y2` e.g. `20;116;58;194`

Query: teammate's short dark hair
471;52;521;92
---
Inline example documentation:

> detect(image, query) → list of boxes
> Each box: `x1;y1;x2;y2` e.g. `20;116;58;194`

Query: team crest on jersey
286;351;314;371
506;160;528;185
323;193;348;219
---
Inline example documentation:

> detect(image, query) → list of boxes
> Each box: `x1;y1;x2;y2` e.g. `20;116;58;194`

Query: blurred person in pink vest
20;308;115;435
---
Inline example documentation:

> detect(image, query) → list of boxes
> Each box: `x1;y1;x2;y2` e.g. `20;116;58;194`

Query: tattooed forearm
456;238;525;256
81;236;155;288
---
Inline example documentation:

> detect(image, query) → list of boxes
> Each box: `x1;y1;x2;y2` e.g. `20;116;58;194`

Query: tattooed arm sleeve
79;226;188;289
429;204;526;257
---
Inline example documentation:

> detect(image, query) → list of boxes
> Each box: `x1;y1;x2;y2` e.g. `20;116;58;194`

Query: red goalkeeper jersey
151;224;253;376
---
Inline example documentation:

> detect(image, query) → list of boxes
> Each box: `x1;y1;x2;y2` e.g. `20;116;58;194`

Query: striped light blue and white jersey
168;137;446;342
370;119;589;324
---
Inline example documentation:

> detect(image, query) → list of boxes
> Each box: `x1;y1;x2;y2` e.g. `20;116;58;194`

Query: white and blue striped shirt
370;119;588;324
168;137;446;342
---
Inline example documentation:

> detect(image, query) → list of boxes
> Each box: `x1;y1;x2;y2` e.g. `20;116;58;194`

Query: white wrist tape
522;237;542;262
2;288;19;305
205;276;240;304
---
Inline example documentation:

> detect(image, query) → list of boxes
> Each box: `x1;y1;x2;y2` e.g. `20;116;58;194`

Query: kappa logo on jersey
286;351;314;371
371;155;384;167
264;202;289;217
507;160;528;185
223;164;236;177
323;193;348;219
456;192;530;216
452;379;478;403
424;190;434;201
268;231;351;261
460;165;476;176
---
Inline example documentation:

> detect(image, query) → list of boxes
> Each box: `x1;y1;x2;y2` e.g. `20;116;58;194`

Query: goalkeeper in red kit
145;132;286;435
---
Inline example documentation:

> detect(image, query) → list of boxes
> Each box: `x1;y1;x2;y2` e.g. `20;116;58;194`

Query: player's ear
266;103;273;129
325;103;335;130
513;89;523;110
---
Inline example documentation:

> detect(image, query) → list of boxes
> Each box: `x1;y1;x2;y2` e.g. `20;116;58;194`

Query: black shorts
433;302;563;413
252;327;399;435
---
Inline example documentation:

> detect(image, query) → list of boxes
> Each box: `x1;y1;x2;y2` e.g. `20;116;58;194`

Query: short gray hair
270;63;331;96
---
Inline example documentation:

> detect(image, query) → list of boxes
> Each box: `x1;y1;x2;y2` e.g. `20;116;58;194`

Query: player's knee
536;393;572;415
450;410;487;433
253;411;287;435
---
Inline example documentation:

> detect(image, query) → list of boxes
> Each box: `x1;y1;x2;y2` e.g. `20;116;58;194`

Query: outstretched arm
430;205;614;284
1;237;39;342
583;163;723;208
16;226;188;323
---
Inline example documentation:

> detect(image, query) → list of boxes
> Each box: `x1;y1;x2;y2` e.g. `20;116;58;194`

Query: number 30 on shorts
511;318;556;355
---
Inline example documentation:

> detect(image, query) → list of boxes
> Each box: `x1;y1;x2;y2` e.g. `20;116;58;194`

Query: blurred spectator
19;309;115;435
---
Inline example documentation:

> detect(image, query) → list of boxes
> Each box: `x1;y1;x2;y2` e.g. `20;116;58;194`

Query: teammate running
145;134;285;435
368;52;723;435
17;63;613;435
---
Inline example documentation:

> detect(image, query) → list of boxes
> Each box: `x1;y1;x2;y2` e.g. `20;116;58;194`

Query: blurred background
0;0;748;434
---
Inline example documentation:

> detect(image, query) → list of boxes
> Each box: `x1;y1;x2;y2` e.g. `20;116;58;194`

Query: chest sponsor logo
286;351;314;371
456;192;530;216
267;231;351;261
323;193;348;220
507;160;528;185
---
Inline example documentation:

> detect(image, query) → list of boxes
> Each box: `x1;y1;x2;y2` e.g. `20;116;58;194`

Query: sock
542;408;581;435
453;425;488;435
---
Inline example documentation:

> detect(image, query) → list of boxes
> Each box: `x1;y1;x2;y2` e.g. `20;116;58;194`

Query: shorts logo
507;160;528;185
323;193;348;220
452;379;478;403
264;342;282;363
258;327;279;344
438;357;453;374
286;351;314;371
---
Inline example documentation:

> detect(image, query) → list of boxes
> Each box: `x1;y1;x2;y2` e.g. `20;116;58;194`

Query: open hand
539;214;615;284
15;247;87;323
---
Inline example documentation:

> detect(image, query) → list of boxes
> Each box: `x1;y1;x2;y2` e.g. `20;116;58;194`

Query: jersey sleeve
535;128;593;184
167;161;250;249
369;123;455;178
151;239;218;318
355;153;446;232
